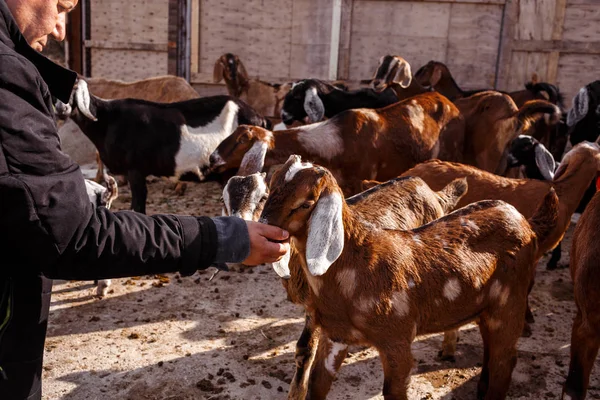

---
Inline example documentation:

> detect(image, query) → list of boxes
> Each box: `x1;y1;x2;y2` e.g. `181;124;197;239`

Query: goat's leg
438;329;459;362
378;344;414;400
478;303;524;400
96;279;111;298
546;241;563;270
477;319;491;399
127;170;148;214
95;151;104;183
306;333;348;400
288;314;320;400
562;310;600;400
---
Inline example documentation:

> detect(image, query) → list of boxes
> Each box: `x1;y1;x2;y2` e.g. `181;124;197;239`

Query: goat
506;135;557;181
279;79;398;125
395;142;600;337
54;79;270;214
414;61;567;161
84;175;119;297
566;80;600;146
506;136;573;271
209;90;465;196
414;60;564;106
213;53;292;123
261;155;558;400
453;91;561;174
370;55;433;102
562;188;600;400
78;75;201;183
284;174;469;398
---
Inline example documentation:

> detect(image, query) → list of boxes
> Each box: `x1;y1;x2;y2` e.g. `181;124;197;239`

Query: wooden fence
73;0;599;104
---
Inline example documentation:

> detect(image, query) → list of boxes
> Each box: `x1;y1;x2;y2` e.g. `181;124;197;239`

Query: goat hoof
437;350;456;363
521;323;533;338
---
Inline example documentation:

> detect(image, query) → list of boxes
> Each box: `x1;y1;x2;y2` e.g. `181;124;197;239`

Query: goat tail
515;100;561;132
528;188;559;243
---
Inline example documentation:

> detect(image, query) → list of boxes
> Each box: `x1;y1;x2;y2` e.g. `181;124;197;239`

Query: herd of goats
53;53;600;400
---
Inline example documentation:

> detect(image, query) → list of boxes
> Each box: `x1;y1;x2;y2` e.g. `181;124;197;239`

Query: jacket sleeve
0;54;249;280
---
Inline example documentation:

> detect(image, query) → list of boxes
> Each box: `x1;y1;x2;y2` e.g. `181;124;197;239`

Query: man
0;1;289;399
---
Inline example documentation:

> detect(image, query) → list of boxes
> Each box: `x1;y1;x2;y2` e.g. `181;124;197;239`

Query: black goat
55;79;270;214
280;79;398;125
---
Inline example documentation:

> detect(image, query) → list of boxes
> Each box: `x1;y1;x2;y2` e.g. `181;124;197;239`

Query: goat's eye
301;203;311;209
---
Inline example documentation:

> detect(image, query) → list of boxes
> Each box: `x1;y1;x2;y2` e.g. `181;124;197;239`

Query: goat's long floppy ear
535;144;556;181
430;65;442;87
567;87;589;127
213;58;225;83
75;80;98;121
395;58;412;89
306;192;344;276
270;250;291;279
304;87;325;123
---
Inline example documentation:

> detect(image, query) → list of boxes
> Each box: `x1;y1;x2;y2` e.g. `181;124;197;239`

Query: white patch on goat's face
486;318;502;330
175;101;240;175
238;141;269;175
393;290;410;317
222;181;232;216
325;340;348;375
408;278;416;289
443;278;461;301
406;103;425;133
291;80;304;90
297;120;344;161
285;159;313;182
336;268;356;298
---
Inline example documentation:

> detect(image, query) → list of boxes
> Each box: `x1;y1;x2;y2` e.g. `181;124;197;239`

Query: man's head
5;0;77;51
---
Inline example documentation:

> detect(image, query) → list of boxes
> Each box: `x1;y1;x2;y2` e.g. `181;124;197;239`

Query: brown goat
261;155;558;400
213;53;291;121
454;91;561;174
414;61;567;162
209;91;465;196
283;174;468;398
562;188;600;400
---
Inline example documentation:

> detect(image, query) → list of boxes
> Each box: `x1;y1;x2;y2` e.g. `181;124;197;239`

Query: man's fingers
257;223;289;242
261;239;289;259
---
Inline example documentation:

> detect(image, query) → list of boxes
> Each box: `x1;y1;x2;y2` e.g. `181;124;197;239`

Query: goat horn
75;80;98;122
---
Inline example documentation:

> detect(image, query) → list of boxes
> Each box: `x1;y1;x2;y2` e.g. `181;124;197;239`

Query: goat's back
88;75;200;103
401;160;550;216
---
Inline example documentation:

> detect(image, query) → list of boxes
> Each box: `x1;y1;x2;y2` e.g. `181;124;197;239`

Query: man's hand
243;221;290;266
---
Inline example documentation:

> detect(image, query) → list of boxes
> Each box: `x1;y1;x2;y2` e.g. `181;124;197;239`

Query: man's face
6;0;78;51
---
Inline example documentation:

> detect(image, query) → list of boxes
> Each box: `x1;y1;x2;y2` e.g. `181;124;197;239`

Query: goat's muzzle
371;80;387;93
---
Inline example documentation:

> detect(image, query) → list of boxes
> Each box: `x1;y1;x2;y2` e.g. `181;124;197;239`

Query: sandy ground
42;178;600;400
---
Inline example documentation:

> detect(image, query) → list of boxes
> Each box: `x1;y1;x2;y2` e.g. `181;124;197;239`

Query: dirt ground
43;177;600;400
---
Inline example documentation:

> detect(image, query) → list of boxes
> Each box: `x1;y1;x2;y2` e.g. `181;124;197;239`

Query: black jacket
0;2;249;281
0;2;249;396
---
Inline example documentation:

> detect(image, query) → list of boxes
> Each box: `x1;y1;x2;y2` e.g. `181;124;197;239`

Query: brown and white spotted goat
260;155;559;400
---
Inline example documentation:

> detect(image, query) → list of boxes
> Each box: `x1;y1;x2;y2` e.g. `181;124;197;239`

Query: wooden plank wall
347;0;505;88
191;0;336;84
499;0;600;105
88;0;169;81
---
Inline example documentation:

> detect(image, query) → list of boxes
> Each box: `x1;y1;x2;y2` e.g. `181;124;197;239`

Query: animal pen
66;0;599;103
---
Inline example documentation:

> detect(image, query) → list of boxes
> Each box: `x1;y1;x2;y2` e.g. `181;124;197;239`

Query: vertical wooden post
547;0;567;84
494;0;519;91
190;0;200;75
337;0;353;81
